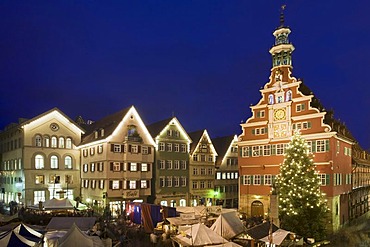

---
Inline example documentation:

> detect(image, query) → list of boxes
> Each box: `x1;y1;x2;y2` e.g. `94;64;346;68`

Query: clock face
274;108;286;121
50;123;59;131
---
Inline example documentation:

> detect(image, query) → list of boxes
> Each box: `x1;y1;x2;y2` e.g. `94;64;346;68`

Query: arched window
268;94;274;104
35;135;42;147
286;90;292;101
35;155;44;169
51;155;58;169
66;138;72;149
51;137;57;148
44;136;50;147
65;156;72;169
59;137;65;148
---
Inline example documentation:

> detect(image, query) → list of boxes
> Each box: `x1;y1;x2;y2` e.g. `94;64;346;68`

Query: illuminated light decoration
107;106;156;146
21;108;85;135
191;130;218;157
155;117;192;147
220;135;238;165
276;131;329;240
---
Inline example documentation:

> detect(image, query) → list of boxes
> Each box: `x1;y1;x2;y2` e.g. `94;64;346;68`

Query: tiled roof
146;117;173;138
212;135;235;167
80;107;131;145
299;81;356;142
188;130;205;154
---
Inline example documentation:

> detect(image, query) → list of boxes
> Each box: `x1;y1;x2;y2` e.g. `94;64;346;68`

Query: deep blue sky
1;1;370;149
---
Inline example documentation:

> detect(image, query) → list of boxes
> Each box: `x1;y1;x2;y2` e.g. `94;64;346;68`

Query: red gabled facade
238;17;354;232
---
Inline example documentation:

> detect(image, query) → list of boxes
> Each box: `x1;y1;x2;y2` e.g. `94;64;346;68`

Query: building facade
238;19;355;233
147;117;192;207
188;130;218;206
213;135;239;208
0;108;84;206
78;106;155;214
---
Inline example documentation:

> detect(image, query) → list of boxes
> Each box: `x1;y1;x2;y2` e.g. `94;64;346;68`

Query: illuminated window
141;163;148;172
141;180;147;188
50;175;60;184
131;145;138;153
174;144;179;152
59;137;65;148
130;163;137;171
34;191;45;204
268;94;274;104
113;144;121;153
66;138;72;149
83;164;88;173
91;163;95;172
51;137;57;148
51;155;58;169
129;180;136;189
97;145;103;153
63;156;72;169
35;155;44;169
35;135;42;147
35;175;44;184
99;180;105;189
98;162;104;172
263;145;271;156
90;147;95;155
286;90;292;101
112;180;120;190
142;146;148;154
44;136;50;147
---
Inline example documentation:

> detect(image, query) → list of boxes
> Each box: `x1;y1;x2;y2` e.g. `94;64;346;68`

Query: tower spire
280;5;286;27
269;4;294;68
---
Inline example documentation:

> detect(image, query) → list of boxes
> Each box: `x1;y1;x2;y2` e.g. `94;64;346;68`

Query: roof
147;117;173;138
210;211;246;240
1;107;85;134
299;82;356;143
188;130;206;154
172;223;228;246
46;217;97;231
212;135;235;167
245;221;279;240
80;107;131;145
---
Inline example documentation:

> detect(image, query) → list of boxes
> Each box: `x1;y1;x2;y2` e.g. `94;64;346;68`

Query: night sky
1;1;370;149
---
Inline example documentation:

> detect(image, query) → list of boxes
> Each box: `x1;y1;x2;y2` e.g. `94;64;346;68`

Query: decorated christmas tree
276;131;329;240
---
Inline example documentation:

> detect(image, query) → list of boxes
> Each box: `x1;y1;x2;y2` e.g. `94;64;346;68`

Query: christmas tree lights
276;131;329;240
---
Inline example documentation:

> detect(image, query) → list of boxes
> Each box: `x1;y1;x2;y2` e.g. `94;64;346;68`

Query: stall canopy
172;223;229;246
57;223;104;247
259;228;291;246
28;198;87;211
244;221;279;240
13;223;43;242
210;211;246;240
46;217;96;231
0;230;40;247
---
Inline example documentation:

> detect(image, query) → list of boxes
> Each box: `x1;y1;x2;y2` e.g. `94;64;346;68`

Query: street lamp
213;191;219;206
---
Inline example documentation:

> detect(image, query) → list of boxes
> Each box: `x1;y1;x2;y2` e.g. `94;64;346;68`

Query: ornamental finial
280;5;286;27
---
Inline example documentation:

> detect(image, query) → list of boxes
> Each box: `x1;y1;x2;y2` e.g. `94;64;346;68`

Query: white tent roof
46;217;96;231
207;242;243;247
172;223;228;246
210;211;246;240
13;223;43;239
260;228;291;246
28;198;87;211
57;223;104;247
176;206;207;216
57;223;94;247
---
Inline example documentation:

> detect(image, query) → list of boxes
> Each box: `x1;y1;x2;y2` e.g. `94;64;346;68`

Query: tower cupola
269;5;295;68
